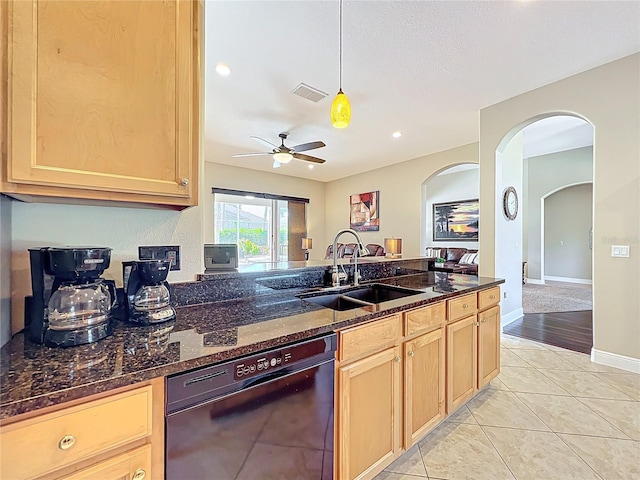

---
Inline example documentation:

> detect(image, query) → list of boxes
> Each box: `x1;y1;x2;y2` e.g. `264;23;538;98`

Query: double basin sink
299;283;424;311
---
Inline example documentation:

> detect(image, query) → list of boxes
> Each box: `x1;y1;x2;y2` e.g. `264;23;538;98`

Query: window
212;189;308;264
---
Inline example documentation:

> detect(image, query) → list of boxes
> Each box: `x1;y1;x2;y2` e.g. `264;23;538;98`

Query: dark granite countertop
0;266;503;421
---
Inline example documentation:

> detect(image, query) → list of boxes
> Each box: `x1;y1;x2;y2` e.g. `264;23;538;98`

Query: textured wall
480;53;640;360
524;146;593;280
424;167;479;251
544;184;593;280
324;143;478;258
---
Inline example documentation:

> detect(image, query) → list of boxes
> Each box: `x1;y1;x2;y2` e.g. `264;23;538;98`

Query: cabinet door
478;305;501;388
404;327;445;448
337;346;402;480
60;445;151;480
446;315;477;414
5;0;198;207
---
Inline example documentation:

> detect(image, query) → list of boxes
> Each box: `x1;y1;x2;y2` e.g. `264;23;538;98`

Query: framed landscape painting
433;199;479;241
350;191;379;231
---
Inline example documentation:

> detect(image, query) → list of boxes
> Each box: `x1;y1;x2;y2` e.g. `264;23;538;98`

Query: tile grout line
475;423;519;480
553;430;606;480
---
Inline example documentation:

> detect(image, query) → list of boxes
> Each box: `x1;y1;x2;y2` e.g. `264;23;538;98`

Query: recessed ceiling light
308;164;314;170
392;131;402;138
215;63;231;76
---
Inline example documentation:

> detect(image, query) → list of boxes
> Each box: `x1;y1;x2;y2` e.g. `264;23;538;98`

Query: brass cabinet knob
132;468;146;480
408;351;415;357
395;356;402;363
58;434;76;450
481;319;487;324
180;177;190;186
463;303;468;309
489;295;495;299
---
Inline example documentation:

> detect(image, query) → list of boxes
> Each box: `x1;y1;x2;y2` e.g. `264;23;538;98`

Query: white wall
424;167;479;251
0;195;11;346
202;163;327;260
480;53;640;362
325;143;478;257
10;199;204;333
544;184;593;281
525;146;593;280
494;133;524;324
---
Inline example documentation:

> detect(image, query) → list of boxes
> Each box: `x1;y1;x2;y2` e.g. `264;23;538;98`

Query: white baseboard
544;275;592;285
525;278;545;285
501;308;523;329
591;348;640;374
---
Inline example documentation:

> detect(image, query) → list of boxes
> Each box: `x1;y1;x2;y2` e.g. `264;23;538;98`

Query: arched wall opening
491;113;594;327
421;163;479;254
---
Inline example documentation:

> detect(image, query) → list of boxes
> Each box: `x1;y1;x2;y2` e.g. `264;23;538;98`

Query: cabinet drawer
404;302;446;337
447;293;477;322
478;287;500;311
338;315;401;362
0;386;152;480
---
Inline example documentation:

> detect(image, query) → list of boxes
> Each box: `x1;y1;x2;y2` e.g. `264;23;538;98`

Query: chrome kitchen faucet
331;229;370;287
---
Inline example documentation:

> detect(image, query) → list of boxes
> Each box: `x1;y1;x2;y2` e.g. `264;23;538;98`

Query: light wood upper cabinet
404;327;445;448
2;0;200;208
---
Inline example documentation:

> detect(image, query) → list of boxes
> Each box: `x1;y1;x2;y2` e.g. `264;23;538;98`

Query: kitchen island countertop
0;271;503;420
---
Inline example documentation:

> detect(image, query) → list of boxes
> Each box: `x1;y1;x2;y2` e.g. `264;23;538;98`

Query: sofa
324;243;386;259
425;247;479;274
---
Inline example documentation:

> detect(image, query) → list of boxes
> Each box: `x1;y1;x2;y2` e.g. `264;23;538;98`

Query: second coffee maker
123;260;176;324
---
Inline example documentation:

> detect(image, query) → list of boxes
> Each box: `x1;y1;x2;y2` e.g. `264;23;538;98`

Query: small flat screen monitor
204;244;238;271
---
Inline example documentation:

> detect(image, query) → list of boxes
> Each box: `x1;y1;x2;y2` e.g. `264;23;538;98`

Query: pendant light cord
339;0;343;91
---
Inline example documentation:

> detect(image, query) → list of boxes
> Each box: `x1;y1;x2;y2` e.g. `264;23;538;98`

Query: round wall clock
503;186;518;220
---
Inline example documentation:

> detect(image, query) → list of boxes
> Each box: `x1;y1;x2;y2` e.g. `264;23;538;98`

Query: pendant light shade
331;0;350;128
331;89;351;129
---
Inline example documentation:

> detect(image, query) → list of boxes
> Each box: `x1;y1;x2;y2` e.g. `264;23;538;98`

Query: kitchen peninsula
0;258;503;480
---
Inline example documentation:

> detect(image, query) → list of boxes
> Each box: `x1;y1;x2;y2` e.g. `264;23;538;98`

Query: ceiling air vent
292;83;328;103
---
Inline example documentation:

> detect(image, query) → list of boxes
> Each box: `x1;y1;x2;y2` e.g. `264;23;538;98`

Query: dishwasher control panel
234;349;293;380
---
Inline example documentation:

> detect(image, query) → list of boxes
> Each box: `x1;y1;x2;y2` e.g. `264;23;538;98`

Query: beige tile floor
374;334;640;480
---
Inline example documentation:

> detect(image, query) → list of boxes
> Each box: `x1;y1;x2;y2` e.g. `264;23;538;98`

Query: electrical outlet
503;291;507;299
138;245;181;270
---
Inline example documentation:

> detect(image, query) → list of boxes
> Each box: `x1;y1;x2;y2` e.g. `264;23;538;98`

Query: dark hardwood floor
503;310;593;354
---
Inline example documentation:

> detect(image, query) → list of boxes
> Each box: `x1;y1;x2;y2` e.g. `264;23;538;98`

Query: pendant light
331;0;351;128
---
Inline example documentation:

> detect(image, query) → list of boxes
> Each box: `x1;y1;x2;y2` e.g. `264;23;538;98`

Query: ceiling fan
232;133;327;169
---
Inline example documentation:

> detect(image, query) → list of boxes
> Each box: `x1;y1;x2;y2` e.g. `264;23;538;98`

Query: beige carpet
522;282;592;313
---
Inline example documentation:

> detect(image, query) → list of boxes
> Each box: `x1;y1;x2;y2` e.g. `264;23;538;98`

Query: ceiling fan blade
290;141;326;153
250;136;279;149
293;153;326;164
232;152;272;158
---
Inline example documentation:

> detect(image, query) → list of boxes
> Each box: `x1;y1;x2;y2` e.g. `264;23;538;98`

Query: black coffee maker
123;260;176;324
26;247;116;347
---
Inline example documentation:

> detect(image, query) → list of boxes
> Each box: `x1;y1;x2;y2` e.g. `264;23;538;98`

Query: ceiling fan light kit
331;0;351;129
232;132;327;168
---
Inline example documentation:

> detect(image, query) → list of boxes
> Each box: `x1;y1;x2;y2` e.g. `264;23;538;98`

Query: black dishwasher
166;333;337;480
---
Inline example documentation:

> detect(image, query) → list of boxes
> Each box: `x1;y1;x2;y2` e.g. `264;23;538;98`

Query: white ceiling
204;1;639;182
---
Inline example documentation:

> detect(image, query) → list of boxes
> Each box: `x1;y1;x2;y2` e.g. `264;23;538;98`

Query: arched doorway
493;114;594;353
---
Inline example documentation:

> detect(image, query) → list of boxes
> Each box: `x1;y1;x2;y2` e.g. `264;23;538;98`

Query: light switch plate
611;245;630;258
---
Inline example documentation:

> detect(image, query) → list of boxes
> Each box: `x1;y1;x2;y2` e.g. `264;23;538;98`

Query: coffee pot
26;247;115;347
124;260;176;324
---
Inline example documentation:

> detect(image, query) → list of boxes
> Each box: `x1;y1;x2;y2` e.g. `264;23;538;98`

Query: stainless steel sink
299;283;423;311
301;293;373;311
342;283;423;304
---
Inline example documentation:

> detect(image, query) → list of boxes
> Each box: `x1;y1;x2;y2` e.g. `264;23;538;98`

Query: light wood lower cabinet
337;346;402;480
446;315;478;414
403;327;445;447
60;445;151;480
478;304;501;388
0;379;163;480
